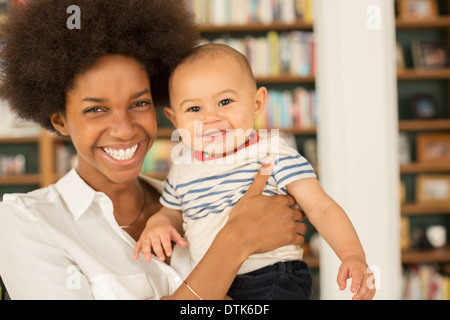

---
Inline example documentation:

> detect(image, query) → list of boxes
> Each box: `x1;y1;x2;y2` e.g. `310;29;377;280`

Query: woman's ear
253;86;267;120
163;107;178;127
50;113;69;136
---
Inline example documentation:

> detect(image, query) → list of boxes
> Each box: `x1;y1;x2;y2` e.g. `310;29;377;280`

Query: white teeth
102;144;139;161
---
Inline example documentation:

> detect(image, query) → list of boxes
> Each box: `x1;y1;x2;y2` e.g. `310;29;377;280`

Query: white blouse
0;169;190;300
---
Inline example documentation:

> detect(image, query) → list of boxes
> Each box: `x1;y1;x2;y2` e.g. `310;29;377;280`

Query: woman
0;0;306;299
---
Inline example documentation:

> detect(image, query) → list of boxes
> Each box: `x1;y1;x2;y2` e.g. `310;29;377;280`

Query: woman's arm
166;165;306;300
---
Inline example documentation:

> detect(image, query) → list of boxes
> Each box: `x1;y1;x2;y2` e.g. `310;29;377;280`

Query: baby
134;43;375;300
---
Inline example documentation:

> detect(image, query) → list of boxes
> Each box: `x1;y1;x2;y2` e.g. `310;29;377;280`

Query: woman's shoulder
0;186;57;222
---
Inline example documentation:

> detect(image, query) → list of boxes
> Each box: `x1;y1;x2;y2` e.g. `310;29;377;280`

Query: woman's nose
109;112;136;139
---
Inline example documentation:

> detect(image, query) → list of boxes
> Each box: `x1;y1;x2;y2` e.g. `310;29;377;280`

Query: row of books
202;30;315;78
185;0;314;26
402;264;450;300
256;88;317;130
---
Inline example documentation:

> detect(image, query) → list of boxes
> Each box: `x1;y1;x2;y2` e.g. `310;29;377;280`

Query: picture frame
412;40;450;69
397;0;439;20
410;94;438;119
396;43;406;70
416;174;450;205
416;133;450;164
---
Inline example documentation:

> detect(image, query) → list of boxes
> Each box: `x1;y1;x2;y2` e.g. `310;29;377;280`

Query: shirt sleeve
271;136;317;192
159;167;182;210
0;200;94;300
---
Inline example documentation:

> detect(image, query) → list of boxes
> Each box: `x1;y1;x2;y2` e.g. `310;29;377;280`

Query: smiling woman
0;0;309;300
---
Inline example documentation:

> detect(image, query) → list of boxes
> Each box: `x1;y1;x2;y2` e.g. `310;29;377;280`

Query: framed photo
416;133;450;164
416;174;450;205
410;94;438;119
397;43;406;70
412;40;450;69
397;0;439;20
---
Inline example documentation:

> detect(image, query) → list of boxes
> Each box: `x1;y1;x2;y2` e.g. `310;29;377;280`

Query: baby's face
167;54;265;156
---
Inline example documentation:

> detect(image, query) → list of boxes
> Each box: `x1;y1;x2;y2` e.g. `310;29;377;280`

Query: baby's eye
219;99;232;107
188;106;201;112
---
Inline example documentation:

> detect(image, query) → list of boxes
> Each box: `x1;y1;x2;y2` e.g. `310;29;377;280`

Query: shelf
397;68;450;80
396;16;450;29
402;203;450;215
401;162;450;174
402;245;450;264
256;74;315;84
199;21;313;33
398;119;450;131
0;174;41;186
0;136;40;144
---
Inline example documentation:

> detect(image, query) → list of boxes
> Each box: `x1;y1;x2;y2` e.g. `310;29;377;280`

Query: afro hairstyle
0;0;200;131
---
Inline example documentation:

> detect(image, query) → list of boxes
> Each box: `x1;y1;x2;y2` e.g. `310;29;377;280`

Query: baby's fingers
141;238;153;262
353;272;376;300
171;230;188;248
133;242;142;260
151;235;166;262
350;270;364;294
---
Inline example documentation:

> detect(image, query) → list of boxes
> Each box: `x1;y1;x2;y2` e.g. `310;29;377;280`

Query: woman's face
51;55;157;187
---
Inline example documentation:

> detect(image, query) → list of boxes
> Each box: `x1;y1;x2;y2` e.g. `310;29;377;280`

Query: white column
314;0;401;299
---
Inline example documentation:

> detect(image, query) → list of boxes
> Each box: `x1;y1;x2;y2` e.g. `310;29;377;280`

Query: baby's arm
133;207;187;262
287;178;375;300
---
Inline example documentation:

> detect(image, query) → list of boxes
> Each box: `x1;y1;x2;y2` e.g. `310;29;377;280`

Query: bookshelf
396;0;450;299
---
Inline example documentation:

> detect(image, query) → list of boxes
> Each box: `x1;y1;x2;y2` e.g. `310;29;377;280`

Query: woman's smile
101;143;140;161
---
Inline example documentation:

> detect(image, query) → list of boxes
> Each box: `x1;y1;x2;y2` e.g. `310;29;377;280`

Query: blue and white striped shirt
160;134;316;274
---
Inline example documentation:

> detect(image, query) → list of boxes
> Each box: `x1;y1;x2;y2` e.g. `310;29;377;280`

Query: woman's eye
133;100;151;108
188;106;201;112
219;99;232;107
83;107;104;114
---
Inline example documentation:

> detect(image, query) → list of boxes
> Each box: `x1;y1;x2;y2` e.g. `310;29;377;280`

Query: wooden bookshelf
0;130;60;188
399;119;450;131
199;21;313;33
256;74;315;84
402;203;450;215
402;245;450;264
0;174;41;186
397;68;450;80
395;1;450;288
396;15;450;29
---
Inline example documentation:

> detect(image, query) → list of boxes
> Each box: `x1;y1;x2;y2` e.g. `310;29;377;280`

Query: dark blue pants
227;261;312;300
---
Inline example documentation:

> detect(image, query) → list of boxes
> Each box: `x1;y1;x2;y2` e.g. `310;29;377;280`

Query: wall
314;0;402;299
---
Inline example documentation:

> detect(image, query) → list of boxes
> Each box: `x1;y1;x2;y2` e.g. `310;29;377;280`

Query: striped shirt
161;134;316;274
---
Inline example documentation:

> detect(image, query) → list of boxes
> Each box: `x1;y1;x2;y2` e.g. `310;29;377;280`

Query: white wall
314;0;402;299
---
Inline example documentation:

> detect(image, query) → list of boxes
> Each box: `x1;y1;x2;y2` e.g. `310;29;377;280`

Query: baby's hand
337;255;376;300
134;222;187;262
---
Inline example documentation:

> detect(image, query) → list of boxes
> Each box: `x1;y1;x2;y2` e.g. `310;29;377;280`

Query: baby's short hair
173;43;256;88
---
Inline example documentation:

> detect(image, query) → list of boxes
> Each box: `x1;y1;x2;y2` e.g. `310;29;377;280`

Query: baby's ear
50;112;70;136
163;107;177;127
253;87;267;119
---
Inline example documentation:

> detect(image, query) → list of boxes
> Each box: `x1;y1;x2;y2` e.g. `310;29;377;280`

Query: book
186;0;314;25
200;30;315;78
